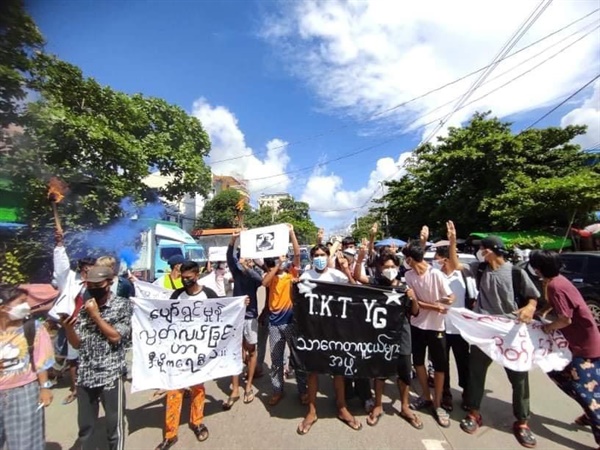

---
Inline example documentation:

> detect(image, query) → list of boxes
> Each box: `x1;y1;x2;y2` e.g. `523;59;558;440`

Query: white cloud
191;98;291;196
262;0;600;229
561;80;600;149
302;151;412;218
262;0;600;141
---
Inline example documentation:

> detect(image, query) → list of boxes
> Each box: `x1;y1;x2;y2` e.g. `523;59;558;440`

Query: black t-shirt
367;277;412;356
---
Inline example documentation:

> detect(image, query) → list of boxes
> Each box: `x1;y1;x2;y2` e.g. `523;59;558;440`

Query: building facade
257;193;291;213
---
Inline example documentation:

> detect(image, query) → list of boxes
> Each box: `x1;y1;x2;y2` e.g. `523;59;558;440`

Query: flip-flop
222;395;239;411
337;416;363;431
399;411;424;430
433;407;451;428
62;392;77;405
366;411;383;427
574;414;591;426
409;397;433;411
297;417;318;435
243;389;255;404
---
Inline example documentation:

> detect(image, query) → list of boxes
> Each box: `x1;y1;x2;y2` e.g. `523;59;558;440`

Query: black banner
292;279;409;378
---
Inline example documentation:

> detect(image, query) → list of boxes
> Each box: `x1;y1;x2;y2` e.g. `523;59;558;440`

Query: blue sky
28;0;600;234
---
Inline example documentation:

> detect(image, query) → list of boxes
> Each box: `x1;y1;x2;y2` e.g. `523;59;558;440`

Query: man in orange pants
155;261;217;450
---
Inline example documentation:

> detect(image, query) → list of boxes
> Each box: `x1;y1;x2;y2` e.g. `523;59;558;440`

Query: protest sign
292;279;409;378
131;294;246;392
446;308;572;372
208;246;228;262
133;280;173;299
240;224;289;259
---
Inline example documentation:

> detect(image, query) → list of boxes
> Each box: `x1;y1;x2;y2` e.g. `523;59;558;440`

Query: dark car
559;251;600;328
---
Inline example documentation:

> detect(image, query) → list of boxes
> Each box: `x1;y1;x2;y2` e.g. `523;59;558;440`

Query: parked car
558;251;600;328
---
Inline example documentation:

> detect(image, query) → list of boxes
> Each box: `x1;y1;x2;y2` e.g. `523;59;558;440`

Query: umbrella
374;238;407;248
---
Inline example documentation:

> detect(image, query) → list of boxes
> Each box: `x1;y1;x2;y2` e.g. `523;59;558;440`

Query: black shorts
397;354;412;385
411;326;447;372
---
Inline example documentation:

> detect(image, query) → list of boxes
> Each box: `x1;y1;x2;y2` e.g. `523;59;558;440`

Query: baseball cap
481;236;506;254
167;254;185;268
86;266;115;283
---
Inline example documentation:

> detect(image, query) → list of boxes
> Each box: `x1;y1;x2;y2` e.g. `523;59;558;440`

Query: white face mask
8;302;31;320
527;263;538;277
476;249;486;262
432;260;443;271
382;268;398;281
403;260;411;270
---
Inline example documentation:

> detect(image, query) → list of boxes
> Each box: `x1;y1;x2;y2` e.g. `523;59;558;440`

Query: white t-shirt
177;289;210;300
300;268;349;283
405;266;453;332
443;270;466;334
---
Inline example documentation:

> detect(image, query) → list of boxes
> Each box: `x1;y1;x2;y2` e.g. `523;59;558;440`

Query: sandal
297;416;318;435
433;407;451;428
268;393;284;406
460;413;482;434
191;423;209;442
243;389;255;404
513;422;537;448
222;395;239;411
337;415;362;431
575;414;591;427
62;391;77;405
366;410;383;427
399;411;424;430
409;397;433;411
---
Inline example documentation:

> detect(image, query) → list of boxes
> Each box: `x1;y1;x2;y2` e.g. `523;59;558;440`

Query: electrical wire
209;5;597;165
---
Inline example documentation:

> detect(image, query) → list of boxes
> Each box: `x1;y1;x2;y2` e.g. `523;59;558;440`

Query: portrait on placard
240;224;289;259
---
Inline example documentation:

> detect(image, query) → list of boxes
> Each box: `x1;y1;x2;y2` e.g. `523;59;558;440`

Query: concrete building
212;174;249;202
257;193;291;212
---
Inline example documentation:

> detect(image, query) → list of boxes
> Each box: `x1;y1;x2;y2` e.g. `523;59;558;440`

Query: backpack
475;262;528;309
458;267;478;310
23;317;37;372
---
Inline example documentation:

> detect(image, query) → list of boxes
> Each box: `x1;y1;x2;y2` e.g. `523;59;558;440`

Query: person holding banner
262;224;308;407
353;249;422;429
401;242;455;428
529;250;600;448
298;244;360;434
455;235;540;448
155;261;219;450
222;232;263;409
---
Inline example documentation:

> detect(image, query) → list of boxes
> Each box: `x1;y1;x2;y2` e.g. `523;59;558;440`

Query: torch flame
47;177;67;203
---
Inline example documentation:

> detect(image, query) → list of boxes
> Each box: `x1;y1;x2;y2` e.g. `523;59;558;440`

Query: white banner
131;294;246;392
208;246;228;262
133;280;173;299
446;308;572;373
240;224;289;259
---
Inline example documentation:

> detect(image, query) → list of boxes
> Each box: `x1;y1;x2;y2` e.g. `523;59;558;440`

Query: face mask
87;287;108;302
313;256;328;271
182;278;197;288
382;268;398;281
527;264;538;277
403;260;411;270
476;249;486;262
432;260;443;270
8;303;31;320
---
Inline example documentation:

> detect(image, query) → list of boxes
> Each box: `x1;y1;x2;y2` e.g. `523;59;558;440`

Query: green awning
469;231;572;251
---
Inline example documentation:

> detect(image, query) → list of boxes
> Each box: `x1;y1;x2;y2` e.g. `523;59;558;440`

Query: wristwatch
40;381;53;389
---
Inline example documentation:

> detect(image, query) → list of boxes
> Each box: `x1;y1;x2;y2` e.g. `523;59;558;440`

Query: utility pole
378;181;389;238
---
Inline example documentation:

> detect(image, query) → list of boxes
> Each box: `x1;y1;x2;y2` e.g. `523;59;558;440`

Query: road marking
422;439;447;450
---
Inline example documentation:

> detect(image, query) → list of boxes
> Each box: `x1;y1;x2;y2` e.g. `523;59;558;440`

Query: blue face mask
313;256;328;270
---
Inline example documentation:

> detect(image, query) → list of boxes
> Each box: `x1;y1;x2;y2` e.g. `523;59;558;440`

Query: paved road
45;357;595;450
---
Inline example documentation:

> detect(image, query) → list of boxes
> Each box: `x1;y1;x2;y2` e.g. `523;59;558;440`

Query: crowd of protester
0;221;598;450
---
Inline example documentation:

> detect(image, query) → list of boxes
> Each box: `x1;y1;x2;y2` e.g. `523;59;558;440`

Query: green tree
381;112;599;237
275;197;318;244
6;54;212;232
351;213;383;242
245;206;276;229
195;189;247;229
0;0;44;127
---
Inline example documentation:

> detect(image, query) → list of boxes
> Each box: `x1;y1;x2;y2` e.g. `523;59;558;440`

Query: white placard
240;224;289;259
446;308;572;373
208;246;228;262
133;280;173;299
131;295;246;392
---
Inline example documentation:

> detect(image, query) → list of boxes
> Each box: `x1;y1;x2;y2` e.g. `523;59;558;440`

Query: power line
208;6;598;165
524;73;600;129
422;0;554;144
246;14;595;183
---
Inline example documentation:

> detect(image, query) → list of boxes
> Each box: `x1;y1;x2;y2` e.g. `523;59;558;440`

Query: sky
27;0;600;235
